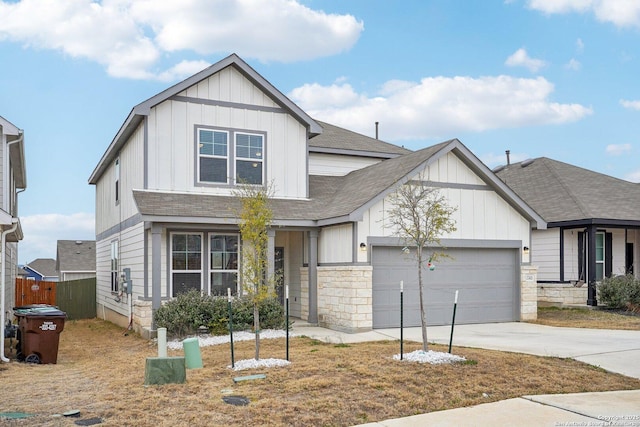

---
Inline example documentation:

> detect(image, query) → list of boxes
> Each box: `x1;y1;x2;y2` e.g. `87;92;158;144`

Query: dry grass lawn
2;315;640;427
532;306;640;330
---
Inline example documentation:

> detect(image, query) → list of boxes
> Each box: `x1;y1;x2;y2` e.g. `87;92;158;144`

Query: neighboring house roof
0;115;27;189
132;139;546;230
56;240;96;273
89;53;321;184
310;121;411;159
495;157;640;227
24;258;57;279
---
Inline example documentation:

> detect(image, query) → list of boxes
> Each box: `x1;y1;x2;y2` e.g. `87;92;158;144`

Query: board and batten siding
95;122;145;235
309;153;381;176
357;152;531;263
145;66;308;199
319;224;353;264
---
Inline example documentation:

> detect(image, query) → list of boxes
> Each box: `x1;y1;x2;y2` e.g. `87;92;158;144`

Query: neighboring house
22;258;58;282
495;157;640;306
56;240;97;281
0;116;26;320
89;54;545;338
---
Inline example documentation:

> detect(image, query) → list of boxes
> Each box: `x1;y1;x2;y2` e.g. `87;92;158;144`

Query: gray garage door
372;246;519;328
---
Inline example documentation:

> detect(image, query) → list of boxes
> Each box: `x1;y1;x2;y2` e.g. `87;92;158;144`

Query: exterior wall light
359;242;367;251
523;246;529;255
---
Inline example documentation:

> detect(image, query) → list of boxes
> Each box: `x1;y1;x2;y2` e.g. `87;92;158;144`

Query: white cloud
605;143;632;156
0;0;363;80
505;48;548;73
565;58;581;70
290;75;592;141
620;99;640;110
528;0;640;28
19;213;95;264
625;169;640;183
576;38;584;53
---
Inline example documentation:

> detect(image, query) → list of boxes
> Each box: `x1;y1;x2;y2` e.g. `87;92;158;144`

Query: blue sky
1;0;639;264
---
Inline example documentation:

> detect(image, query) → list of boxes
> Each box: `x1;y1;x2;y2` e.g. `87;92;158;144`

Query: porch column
151;224;162;328
587;225;597;306
308;229;318;324
267;229;275;287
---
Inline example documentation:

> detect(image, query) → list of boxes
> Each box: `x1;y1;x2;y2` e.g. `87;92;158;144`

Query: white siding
145;66;308;199
309;153;381;176
562;229;580;282
359;152;531;256
533;229;561;282
319;224;352;263
96;222;145;319
611;228;627;276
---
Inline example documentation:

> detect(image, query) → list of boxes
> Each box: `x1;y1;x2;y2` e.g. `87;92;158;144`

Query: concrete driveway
293;322;640;379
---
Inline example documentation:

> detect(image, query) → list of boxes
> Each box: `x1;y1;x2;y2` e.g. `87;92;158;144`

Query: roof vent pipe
375;122;379;140
506;150;511;165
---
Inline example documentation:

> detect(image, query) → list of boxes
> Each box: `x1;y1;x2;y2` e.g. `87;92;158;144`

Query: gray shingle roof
495;157;640;224
310;121;411;157
56;240;96;272
25;258;57;278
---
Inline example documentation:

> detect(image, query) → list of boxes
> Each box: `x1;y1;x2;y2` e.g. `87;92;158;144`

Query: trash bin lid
13;305;66;317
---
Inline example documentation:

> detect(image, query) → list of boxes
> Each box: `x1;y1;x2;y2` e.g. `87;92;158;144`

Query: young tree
234;183;276;360
387;174;457;351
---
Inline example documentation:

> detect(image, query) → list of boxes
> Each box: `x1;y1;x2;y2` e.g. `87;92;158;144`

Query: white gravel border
166;329;296;350
393;350;466;364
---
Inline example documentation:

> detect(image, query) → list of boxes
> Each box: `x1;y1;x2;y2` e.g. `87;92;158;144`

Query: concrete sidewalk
291;321;640;426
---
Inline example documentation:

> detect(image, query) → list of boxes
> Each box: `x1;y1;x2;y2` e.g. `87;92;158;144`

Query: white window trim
196;128;230;185
209;233;241;296
169;232;204;296
595;231;605;281
110;240;119;293
234;132;264;186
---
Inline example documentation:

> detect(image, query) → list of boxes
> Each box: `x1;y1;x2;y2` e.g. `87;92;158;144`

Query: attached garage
372;245;520;328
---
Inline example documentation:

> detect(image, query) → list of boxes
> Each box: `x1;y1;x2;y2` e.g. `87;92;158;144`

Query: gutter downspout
1;132;24;363
1;218;19;363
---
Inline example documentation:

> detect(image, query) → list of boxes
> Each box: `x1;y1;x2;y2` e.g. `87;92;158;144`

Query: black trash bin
13;305;66;364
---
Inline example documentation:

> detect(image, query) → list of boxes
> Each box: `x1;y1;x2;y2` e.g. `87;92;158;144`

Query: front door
627;243;634;275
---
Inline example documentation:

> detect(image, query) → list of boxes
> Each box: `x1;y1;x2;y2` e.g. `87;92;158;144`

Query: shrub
597;274;640;309
154;290;286;338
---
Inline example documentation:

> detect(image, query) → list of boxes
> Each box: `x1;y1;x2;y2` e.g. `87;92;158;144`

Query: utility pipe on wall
1;219;19;363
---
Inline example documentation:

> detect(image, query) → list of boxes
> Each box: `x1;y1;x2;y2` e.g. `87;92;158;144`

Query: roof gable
496;157;640;224
89;53;321;184
56;240;96;272
25;258;57;278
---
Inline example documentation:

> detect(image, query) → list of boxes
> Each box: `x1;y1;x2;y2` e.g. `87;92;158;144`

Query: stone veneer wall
299;265;374;332
521;265;538;321
317;266;373;333
537;283;588;307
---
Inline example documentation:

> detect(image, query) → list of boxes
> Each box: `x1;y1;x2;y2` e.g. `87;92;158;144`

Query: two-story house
0;115;26;360
89;54;545;338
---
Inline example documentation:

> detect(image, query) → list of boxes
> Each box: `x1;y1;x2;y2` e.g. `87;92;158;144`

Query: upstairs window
198;129;229;184
196;127;265;187
115;158;120;204
236;133;263;185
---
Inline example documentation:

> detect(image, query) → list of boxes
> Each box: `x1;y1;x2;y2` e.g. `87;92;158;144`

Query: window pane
236;134;263;159
236;160;262;185
172;252;186;270
200;157;227;183
596;233;604;262
596;263;604;281
187;252;201;270
187;235;201;251
172;273;202;297
172;235;186;251
211;272;238;296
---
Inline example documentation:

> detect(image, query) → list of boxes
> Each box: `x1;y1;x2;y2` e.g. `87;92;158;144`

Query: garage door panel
372;246;518;328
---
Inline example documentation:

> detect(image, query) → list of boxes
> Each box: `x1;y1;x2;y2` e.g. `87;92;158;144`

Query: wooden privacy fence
14;277;97;320
14;278;56;307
